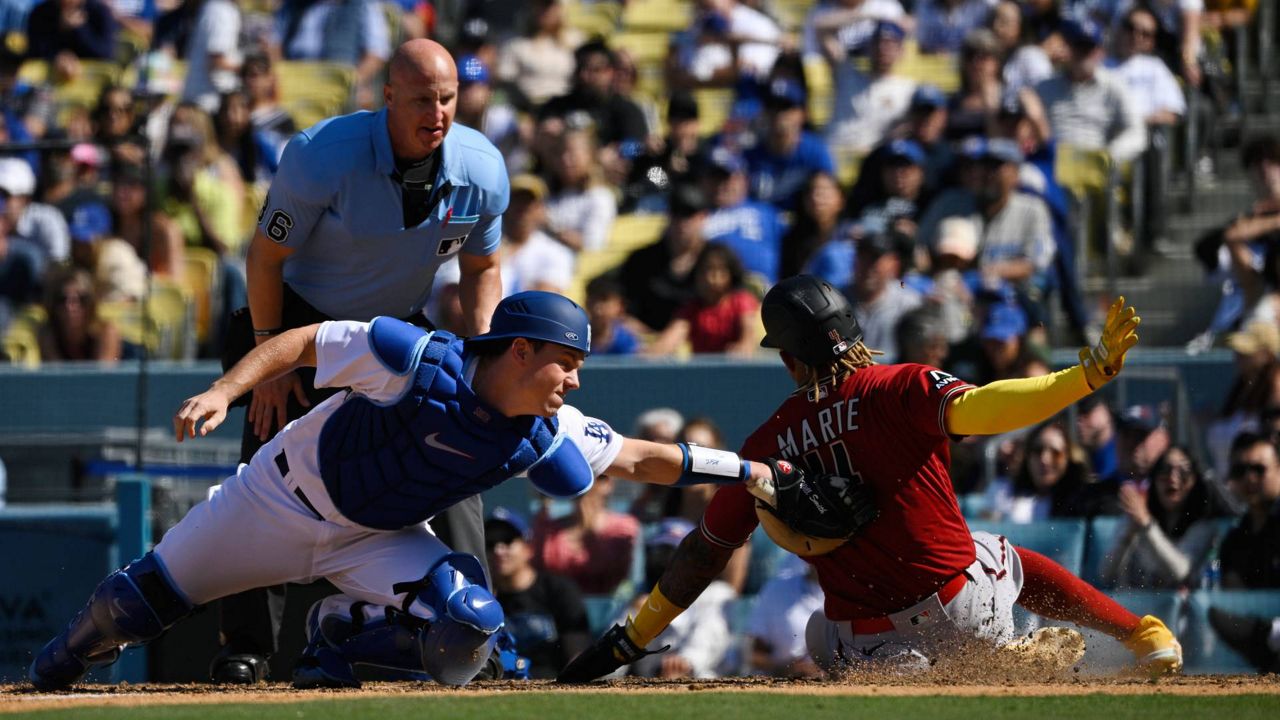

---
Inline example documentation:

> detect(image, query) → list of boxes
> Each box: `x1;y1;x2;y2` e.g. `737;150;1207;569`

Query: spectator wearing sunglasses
1219;431;1280;588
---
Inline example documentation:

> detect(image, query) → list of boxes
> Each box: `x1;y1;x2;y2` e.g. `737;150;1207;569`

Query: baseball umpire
558;275;1183;681
215;38;506;683
30;292;797;691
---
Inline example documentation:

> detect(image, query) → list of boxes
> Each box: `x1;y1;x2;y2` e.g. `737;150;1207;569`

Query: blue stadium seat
966;519;1088;576
1081;515;1125;587
1184;590;1280;674
582;595;626;637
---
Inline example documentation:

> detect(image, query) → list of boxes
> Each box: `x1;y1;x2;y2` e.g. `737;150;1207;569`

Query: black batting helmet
760;275;863;367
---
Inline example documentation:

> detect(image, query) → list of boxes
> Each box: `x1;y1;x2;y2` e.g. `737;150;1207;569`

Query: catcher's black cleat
210;648;270;684
555;623;669;684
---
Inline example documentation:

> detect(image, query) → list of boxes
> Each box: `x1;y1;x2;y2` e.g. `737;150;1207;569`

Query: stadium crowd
1;0;1278;680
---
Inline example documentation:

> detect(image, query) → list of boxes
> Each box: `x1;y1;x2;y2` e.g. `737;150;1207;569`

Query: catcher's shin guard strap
675;443;748;487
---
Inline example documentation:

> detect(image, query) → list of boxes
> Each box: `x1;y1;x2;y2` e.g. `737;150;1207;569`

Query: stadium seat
1080;515;1125;587
895;43;960;93
182;247;221;345
275;62;355;125
612;31;670;66
1;307;42;368
1056;145;1113;197
147;279;195;359
621;0;691;32
583;595;626;636
966;519;1087;576
1184;590;1280;674
566;0;620;37
693;88;734;137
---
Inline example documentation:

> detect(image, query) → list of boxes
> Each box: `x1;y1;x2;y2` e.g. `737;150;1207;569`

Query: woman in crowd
544;126;617;252
647;243;760;356
36;266;122;362
986;418;1114;522
780;172;845;279
1099;446;1230;589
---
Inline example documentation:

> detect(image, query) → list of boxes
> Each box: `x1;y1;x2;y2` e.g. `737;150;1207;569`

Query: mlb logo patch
437;236;467;256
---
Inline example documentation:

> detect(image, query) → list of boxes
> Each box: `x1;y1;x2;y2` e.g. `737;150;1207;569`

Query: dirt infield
2;675;1278;714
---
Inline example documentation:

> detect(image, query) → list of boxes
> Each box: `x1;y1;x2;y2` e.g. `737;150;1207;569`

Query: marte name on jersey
775;397;862;457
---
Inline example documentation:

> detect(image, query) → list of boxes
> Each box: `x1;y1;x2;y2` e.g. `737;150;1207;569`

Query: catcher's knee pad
395;553;505;686
30;553;192;689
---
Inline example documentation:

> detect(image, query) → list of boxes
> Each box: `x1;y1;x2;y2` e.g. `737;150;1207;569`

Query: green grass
7;693;1280;720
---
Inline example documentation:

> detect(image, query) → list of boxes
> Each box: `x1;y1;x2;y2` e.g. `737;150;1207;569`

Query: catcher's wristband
675;443;749;487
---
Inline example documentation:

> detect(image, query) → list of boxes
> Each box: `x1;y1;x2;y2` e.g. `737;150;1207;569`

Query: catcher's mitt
748;459;877;556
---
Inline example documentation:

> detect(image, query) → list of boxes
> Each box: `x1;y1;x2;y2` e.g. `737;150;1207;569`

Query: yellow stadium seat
98;300;150;350
148;280;195;359
276;61;355;105
693;88;734;137
1;304;43;367
17;60;48;85
182;246;221;345
565;0;621;37
608;213;667;253
611;31;670;66
896;41;960;93
621;0;691;32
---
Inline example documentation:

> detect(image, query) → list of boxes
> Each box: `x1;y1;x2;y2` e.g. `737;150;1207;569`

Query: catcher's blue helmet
469;291;591;355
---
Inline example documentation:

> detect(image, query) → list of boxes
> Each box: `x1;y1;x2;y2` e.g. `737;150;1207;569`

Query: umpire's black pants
219;286;488;660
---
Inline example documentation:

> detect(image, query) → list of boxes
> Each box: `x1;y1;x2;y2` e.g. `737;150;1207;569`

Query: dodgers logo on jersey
584;421;612;444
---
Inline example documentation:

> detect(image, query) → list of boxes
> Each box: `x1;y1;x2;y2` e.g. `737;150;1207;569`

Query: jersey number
265;210;294;243
800;439;855;477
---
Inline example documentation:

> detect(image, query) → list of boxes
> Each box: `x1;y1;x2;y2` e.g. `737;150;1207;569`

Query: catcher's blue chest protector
317;320;558;530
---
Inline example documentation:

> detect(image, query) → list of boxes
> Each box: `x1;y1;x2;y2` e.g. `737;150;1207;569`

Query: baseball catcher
558;275;1179;682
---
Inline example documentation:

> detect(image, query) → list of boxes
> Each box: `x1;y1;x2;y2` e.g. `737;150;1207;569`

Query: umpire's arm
246;229;296;344
175;325;321;441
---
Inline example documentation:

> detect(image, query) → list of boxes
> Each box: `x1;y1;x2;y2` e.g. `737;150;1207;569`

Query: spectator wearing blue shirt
700;146;783;285
744;79;836;211
0;0;34;33
585;274;641;355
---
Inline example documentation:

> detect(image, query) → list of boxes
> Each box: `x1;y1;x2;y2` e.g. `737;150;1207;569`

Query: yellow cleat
1124;615;1183;675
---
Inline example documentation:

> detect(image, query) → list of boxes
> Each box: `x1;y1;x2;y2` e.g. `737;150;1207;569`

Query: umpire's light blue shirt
259;109;509;321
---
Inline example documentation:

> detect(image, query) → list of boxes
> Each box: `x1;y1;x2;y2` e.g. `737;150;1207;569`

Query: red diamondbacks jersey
701;363;978;621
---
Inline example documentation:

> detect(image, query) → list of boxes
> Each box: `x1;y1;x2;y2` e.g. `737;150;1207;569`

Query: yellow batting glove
1079;297;1140;391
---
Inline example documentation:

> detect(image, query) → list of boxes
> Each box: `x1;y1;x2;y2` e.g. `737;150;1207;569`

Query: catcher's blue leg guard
294;554;505;689
29;553;193;690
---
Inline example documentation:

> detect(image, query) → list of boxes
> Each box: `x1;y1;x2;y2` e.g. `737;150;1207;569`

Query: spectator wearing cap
279;0;391;109
180;0;243;115
616;518;735;679
454;54;522;174
848;138;929;237
846;228;923;361
622;91;709;214
496;0;582;111
947;298;1033;385
0;156;70;267
585;275;641;356
36;264;123;362
1105;8;1186;128
917;138;1055;318
532;472;641;597
1076;395;1125;485
648;242;760;356
1023;18;1146;165
498;174;574;296
486;507;591;679
746;555;824;678
671;0;782;87
896;306;952;367
806;0;910;63
25;0;116;62
616;184;709;332
700;146;783;284
1219;431;1280;588
946;29;1004;140
743;79;836;211
914;0;996;54
826;20;916;160
846;85;953;214
1205;321;1280;480
1116;404;1173;482
66;198;110;270
542;125;617;253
